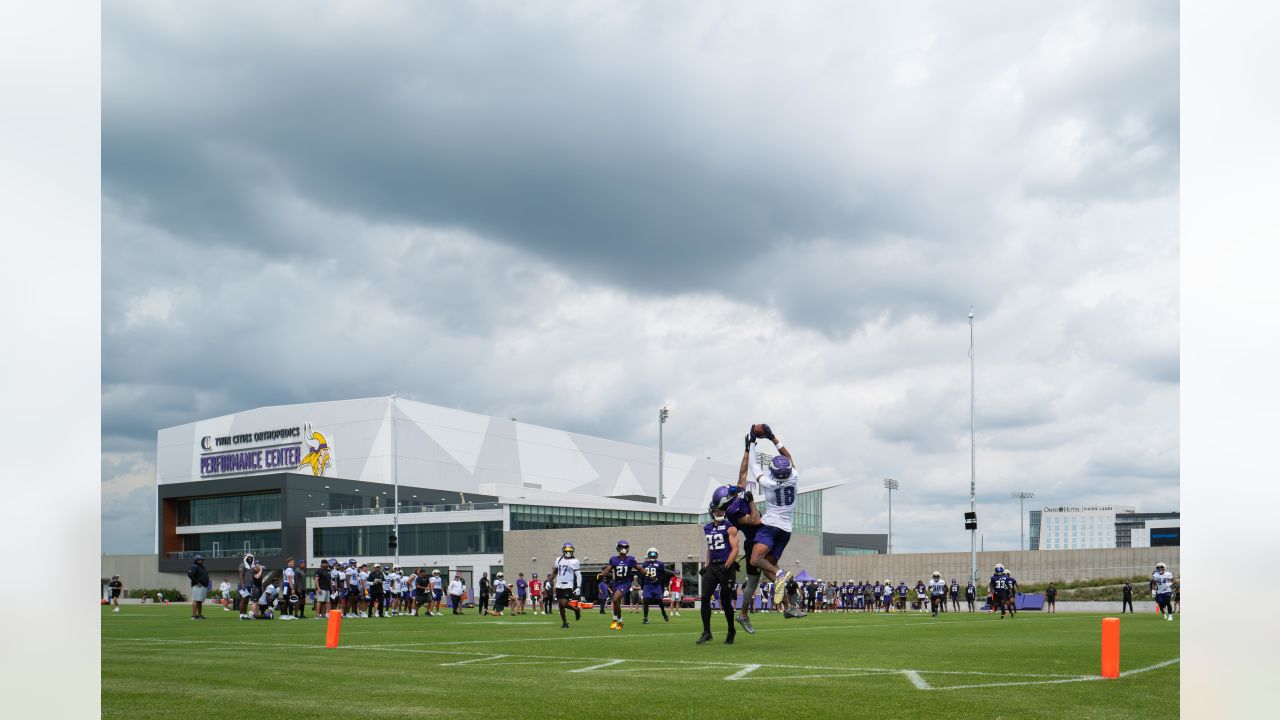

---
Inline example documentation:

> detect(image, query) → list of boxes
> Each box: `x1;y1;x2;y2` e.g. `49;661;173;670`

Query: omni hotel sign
199;426;306;477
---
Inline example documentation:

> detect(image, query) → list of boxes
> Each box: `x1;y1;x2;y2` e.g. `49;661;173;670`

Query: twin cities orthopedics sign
198;424;332;478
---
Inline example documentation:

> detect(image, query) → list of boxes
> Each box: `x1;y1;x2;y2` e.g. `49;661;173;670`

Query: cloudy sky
102;0;1178;555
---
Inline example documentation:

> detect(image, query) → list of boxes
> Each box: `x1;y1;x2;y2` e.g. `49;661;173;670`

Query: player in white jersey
387;567;401;615
428;570;444;616
487;572;510;616
358;564;371;617
738;423;799;608
281;558;298;619
928;572;948;617
1151;562;1176;621
553;542;584;628
344;562;360;616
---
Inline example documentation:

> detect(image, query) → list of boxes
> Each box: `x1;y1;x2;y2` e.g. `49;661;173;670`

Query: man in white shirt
218;578;232;610
1151;562;1176;621
738;423;799;609
448;573;465;614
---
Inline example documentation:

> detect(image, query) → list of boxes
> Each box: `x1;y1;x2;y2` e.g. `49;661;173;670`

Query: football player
429;569;444;617
108;575;123;613
1004;569;1019;616
697;489;741;645
928;572;947;617
237;553;256;620
712;483;772;634
487;572;510;616
602;540;638;630
989;564;1012;619
739;423;800;611
1151;562;1175;621
529;573;542;615
281;557;299;619
554;542;583;628
639;548;670;624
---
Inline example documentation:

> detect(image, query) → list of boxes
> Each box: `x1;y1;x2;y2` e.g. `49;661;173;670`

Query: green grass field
102;604;1178;719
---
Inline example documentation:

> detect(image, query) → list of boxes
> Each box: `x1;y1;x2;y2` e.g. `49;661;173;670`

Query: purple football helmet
709;485;736;514
770;455;793;479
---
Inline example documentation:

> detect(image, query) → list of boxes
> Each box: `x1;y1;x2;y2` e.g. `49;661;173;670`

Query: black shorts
555;587;576;601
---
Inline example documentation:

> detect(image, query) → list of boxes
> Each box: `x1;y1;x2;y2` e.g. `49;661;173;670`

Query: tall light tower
390;393;399;568
968;307;978;588
883;478;899;555
657;406;669;506
1011;491;1035;551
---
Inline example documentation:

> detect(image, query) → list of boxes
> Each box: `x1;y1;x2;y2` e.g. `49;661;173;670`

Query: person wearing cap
295;560;308;618
315;559;332;618
412;568;430;616
448;572;465;615
528;572;542;615
108;575;124;613
187;554;211;620
367;563;387;618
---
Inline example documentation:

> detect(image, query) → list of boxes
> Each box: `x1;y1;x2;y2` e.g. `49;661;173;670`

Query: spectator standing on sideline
478;572;490;615
515;573;528;614
597;576;610;614
1045;583;1057;613
448;572;465;614
315;559;332;618
1122;582;1134;613
669;573;684;616
219;577;232;610
187;555;211;620
108;575;123;613
529;573;542;615
367;564;386;618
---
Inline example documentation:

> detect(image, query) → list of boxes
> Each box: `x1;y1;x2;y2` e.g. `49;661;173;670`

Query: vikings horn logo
300;422;332;476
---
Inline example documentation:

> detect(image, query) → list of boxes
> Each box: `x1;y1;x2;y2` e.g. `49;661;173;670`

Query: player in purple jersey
639;548;670;624
601;540;639;630
717;483;766;633
989;564;1013;619
698;488;741;645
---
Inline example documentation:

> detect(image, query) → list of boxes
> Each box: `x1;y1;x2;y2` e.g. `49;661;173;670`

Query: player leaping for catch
739;423;806;618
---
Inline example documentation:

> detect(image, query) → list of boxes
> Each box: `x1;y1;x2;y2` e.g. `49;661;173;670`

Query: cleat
643;618;650;625
736;616;755;634
696;632;713;645
561;622;570;629
609;620;619;630
724;634;735;645
783;608;807;619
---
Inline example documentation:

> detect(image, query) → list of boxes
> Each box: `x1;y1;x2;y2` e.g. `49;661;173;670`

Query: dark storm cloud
104;1;1178;324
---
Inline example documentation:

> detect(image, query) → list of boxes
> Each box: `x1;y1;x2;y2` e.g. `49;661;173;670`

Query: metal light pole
883;478;899;555
657;406;669;506
969;308;977;588
1011;491;1035;551
391;393;399;568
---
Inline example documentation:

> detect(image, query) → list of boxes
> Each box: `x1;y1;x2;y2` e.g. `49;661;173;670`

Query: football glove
744;433;753;452
758;423;776;441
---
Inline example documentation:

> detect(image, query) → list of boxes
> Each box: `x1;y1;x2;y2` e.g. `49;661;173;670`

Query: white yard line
726;664;762;681
440;654;508;666
570;659;626;673
902;670;932;690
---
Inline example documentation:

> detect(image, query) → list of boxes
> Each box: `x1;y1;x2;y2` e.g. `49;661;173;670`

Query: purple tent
793;570;815;582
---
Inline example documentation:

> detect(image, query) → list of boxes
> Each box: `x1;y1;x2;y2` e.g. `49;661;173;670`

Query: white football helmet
994;563;1005;574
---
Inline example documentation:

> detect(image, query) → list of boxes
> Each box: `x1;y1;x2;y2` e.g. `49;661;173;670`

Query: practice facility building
154;397;840;594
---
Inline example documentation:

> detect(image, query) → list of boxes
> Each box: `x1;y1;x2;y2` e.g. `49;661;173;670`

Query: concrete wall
100;554;189;592
506;529;1177;586
813;547;1179;585
503;525;823;579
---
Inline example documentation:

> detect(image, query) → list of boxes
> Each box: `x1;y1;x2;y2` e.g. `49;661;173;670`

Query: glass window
180;492;282;526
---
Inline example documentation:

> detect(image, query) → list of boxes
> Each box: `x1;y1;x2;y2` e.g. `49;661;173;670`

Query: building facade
155;397;838;593
1031;505;1181;551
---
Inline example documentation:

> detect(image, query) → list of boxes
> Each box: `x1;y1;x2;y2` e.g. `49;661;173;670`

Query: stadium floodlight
968;308;978;588
884;478;899;555
1011;491;1035;551
391;393;399;567
658;406;669;506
